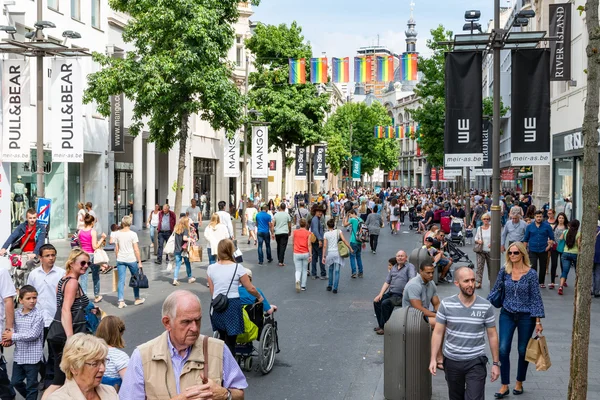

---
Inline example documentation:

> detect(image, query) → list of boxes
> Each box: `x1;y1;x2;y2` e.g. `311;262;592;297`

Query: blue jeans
117;261;141;302
349;242;363;275
328;263;341;290
561;252;577;280
257;232;272;263
11;362;39;400
498;309;536;385
78;255;101;297
207;248;216;265
149;225;157;245
174;252;192;280
311;242;325;277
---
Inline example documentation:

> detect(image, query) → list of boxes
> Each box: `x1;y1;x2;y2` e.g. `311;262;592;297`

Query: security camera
464;10;481;22
0;26;17;34
62;30;82;39
34;21;56;29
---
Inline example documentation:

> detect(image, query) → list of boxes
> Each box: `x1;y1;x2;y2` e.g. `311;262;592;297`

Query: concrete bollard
384;307;432;400
410;246;437;281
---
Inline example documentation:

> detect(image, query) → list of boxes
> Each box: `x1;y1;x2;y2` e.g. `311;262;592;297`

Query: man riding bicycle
0;208;47;259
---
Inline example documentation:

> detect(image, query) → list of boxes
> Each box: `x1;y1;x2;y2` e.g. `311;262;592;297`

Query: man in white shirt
0;256;16;398
216;201;235;240
26;243;65;388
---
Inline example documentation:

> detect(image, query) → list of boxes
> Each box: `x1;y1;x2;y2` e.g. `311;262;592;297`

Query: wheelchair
214;302;280;374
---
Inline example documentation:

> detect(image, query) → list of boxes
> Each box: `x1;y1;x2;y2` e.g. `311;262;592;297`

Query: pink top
78;229;94;253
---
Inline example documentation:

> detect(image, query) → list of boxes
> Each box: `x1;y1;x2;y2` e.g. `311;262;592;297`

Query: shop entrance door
115;169;133;224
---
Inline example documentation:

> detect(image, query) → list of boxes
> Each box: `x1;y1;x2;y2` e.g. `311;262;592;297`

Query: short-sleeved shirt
385;263;417;295
348;217;360;244
186;206;201;223
255;212;272;234
563;231;581;254
402;275;438;309
293;229;311;254
174;229;189;253
273;212;291;235
436;294;496;361
105;347;130;378
0;269;17;332
324;230;340;253
207;263;247;299
113;230;139;263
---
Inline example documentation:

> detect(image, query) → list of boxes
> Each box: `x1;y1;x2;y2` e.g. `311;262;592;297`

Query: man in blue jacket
0;208;47;258
523;210;554;286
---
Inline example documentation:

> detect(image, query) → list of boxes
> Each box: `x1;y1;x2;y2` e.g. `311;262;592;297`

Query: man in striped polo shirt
429;266;500;400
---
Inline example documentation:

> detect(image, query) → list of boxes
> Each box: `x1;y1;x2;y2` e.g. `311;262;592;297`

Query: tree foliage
410;25;453;167
324;102;398;176
83;0;258;215
245;22;331;195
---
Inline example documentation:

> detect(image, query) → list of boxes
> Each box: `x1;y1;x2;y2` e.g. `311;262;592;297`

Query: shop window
194;158;216;220
553;158;573;213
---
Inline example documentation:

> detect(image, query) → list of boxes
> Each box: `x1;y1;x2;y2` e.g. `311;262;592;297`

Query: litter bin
384;307;432;400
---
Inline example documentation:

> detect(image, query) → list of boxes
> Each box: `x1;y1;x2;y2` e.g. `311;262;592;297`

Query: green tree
569;1;600;398
410;25;453;168
324;102;398;183
245;22;331;197
83;0;258;216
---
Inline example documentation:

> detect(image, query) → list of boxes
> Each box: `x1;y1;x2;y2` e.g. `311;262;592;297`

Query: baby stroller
445;241;475;281
448;217;465;246
408;209;422;230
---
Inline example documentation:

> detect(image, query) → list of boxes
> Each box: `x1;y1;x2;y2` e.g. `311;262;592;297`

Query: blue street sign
37;198;51;225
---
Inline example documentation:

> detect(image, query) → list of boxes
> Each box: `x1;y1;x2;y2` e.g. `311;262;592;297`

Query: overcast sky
252;0;504;57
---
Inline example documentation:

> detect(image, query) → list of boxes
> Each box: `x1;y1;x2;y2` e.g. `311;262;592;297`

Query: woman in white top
204;213;230;265
207;239;262;355
113;216;145;309
147;203;161;248
96;316;129;391
322;218;352;293
388;198;400;235
244;201;258;246
76;202;86;230
474;212;492;288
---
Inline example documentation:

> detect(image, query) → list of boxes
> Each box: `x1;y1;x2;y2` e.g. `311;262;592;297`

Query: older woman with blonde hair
47;333;118;400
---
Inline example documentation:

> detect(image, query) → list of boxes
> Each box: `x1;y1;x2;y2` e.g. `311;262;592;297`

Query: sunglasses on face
508;251;521;256
79;261;92;267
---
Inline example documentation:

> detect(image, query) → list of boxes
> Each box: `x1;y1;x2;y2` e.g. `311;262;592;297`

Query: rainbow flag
310;57;328;84
376;56;394;82
374;126;397;138
332;57;350;83
289;58;306;84
398;126;405;139
401;53;418;81
354;56;372;83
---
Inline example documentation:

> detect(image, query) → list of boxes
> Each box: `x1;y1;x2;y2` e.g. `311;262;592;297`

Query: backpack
332;202;340;215
393;206;401;216
356;220;370;243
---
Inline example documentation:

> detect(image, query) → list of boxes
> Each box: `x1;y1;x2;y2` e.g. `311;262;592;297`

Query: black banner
444;52;483;167
313;146;326;181
295;146;307;180
511;49;551;166
482;120;492;170
549;3;571;81
110;51;125;152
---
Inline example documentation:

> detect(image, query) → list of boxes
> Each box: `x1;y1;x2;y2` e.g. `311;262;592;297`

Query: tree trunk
281;145;287;201
174;112;189;217
569;2;600;398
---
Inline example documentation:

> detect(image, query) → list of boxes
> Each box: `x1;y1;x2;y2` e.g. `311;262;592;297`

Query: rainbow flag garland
354;56;372;83
332;57;350;83
376;56;394;82
373;125;421;139
310;57;328;84
400;53;418;81
289;58;306;84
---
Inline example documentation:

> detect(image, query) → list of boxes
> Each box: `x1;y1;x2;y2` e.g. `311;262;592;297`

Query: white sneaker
295;281;301;293
188;277;196;284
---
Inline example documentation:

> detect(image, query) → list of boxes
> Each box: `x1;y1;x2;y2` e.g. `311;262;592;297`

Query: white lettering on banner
314;147;326;180
444;153;483;167
223;134;239;178
482;126;489;164
296;147;306;180
555;7;565;78
2;60;31;161
524;118;537;142
51;59;83;162
251;126;268;178
511;153;550;166
458;119;470;144
563;130;600;152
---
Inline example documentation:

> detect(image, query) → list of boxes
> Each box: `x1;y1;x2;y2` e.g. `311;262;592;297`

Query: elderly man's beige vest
139;332;224;400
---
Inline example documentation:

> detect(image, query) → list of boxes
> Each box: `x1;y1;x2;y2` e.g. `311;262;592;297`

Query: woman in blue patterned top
488;242;544;398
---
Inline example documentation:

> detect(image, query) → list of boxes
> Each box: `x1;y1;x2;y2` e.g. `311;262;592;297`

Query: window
71;0;81;20
48;0;59;10
91;0;101;28
235;35;243;67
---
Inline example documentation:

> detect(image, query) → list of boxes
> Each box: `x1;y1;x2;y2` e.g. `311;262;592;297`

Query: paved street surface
18;221;600;399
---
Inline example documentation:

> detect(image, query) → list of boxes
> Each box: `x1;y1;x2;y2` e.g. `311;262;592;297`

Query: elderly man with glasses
501;212;528;254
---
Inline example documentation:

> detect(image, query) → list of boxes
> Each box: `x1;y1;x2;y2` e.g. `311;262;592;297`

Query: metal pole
490;0;502;287
241;56;249;235
465;167;471;226
36;0;44;198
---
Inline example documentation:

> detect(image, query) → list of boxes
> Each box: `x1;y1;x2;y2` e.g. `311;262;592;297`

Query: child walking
3;285;45;400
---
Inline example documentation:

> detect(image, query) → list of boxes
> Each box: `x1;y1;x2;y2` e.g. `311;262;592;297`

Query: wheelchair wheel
243;356;253;372
258;323;276;374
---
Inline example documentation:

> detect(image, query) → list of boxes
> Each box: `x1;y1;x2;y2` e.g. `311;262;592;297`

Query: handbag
233;248;243;263
309;233;317;243
557;232;566;253
93;248;110;264
473;227;484;253
11;228;36;255
211;264;238;313
47;277;88;343
337;230;350;258
189;245;202;262
163;234;175;254
525;336;541;364
489;269;506;308
129;267;149;289
535;335;552;371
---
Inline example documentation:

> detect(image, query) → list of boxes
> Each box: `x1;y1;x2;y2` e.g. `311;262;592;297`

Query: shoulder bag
556;231;566;253
211;264;238;313
47;277;88;343
11;227;36;255
337;230;350;258
129;267;149;289
489;269;506;308
473;227;484;253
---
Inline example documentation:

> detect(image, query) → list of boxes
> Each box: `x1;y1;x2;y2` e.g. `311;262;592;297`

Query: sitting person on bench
424;237;452;282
